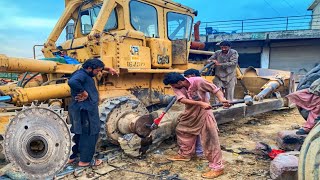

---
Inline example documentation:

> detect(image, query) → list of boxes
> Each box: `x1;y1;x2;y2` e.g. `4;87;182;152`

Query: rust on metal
130;114;154;138
172;39;188;65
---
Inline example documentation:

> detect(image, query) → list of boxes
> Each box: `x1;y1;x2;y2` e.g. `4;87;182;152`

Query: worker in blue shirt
67;58;118;167
56;46;80;64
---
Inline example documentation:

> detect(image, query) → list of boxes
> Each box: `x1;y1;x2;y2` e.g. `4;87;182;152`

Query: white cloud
0;35;46;58
0;1;57;30
0;14;57;30
0;1;61;57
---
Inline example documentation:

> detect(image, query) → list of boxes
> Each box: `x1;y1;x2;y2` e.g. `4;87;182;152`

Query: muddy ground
0;108;305;179
99;108;304;180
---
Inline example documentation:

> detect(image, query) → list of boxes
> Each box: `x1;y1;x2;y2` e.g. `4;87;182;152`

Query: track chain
99;97;148;143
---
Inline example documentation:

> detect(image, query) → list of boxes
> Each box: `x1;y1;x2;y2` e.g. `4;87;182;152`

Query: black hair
163;72;185;85
184;69;200;77
57;46;63;51
82;58;105;70
219;41;231;47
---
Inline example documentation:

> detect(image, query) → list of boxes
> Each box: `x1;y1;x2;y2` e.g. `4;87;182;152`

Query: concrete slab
214;98;284;124
93;165;116;175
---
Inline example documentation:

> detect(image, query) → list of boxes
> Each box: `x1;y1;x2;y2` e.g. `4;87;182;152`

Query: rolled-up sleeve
173;88;187;101
198;79;220;94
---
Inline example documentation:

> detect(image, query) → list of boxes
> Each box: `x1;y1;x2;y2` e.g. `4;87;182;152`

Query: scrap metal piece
254;77;285;101
118;104;184;157
3;104;72;179
130;114;153;138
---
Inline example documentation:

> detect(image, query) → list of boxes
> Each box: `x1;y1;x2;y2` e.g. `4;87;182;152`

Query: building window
130;1;158;38
80;5;118;35
167;12;193;41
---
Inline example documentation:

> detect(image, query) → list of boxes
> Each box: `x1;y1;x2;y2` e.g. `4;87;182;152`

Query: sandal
67;158;78;164
296;128;309;135
78;159;103;167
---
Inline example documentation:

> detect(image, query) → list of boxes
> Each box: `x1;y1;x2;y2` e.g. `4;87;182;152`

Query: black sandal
296;128;309;135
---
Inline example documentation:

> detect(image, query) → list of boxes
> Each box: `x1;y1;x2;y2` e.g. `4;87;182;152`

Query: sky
0;0;314;58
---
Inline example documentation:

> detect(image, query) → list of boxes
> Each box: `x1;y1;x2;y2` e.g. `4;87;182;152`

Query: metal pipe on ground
254;78;284;101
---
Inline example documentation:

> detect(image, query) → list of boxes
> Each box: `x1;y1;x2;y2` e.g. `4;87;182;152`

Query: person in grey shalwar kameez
208;41;239;101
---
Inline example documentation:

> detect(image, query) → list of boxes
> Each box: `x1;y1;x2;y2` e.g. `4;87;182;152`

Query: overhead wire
282;0;302;14
263;0;281;16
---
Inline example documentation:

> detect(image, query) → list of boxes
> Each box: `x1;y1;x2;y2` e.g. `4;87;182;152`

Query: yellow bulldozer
0;0;302;179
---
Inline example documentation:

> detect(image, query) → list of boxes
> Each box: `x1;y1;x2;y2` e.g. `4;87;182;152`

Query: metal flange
3;104;72;179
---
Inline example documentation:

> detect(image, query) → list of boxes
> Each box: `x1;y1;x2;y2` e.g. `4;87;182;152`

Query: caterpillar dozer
0;0;295;178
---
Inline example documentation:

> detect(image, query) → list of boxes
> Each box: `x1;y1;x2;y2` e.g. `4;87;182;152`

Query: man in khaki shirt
208;41;239;101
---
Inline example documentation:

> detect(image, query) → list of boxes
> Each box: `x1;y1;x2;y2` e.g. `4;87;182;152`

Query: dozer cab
0;0;295;178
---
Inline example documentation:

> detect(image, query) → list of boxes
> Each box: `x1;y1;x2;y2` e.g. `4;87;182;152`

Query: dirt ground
101;108;305;180
0;108;305;179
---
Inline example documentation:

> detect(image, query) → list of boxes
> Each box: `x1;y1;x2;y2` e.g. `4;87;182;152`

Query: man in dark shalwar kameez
67;59;118;167
163;72;230;179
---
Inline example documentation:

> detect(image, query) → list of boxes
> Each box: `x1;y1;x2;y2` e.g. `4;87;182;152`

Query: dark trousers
70;133;99;162
69;110;99;162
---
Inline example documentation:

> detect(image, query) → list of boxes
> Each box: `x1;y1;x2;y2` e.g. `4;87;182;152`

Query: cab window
80;6;118;34
167;12;193;40
130;1;159;38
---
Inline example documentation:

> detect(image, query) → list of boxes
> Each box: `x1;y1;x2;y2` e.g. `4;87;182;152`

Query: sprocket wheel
3;103;72;179
99;97;148;144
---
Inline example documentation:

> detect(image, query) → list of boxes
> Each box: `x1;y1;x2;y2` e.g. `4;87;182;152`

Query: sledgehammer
149;96;177;130
211;95;253;108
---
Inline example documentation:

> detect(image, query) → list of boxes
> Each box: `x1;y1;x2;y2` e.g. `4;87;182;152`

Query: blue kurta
68;69;100;135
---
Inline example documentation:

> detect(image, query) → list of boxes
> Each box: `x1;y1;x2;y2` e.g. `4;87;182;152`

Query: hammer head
244;95;253;106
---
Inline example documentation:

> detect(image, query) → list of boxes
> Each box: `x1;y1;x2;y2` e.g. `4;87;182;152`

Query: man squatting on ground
163;72;230;179
286;78;320;135
207;41;239;101
67;59;118;167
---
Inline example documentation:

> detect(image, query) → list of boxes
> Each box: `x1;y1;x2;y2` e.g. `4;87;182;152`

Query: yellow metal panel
147;38;172;68
120;68;184;73
171;39;188;65
118;43;151;69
